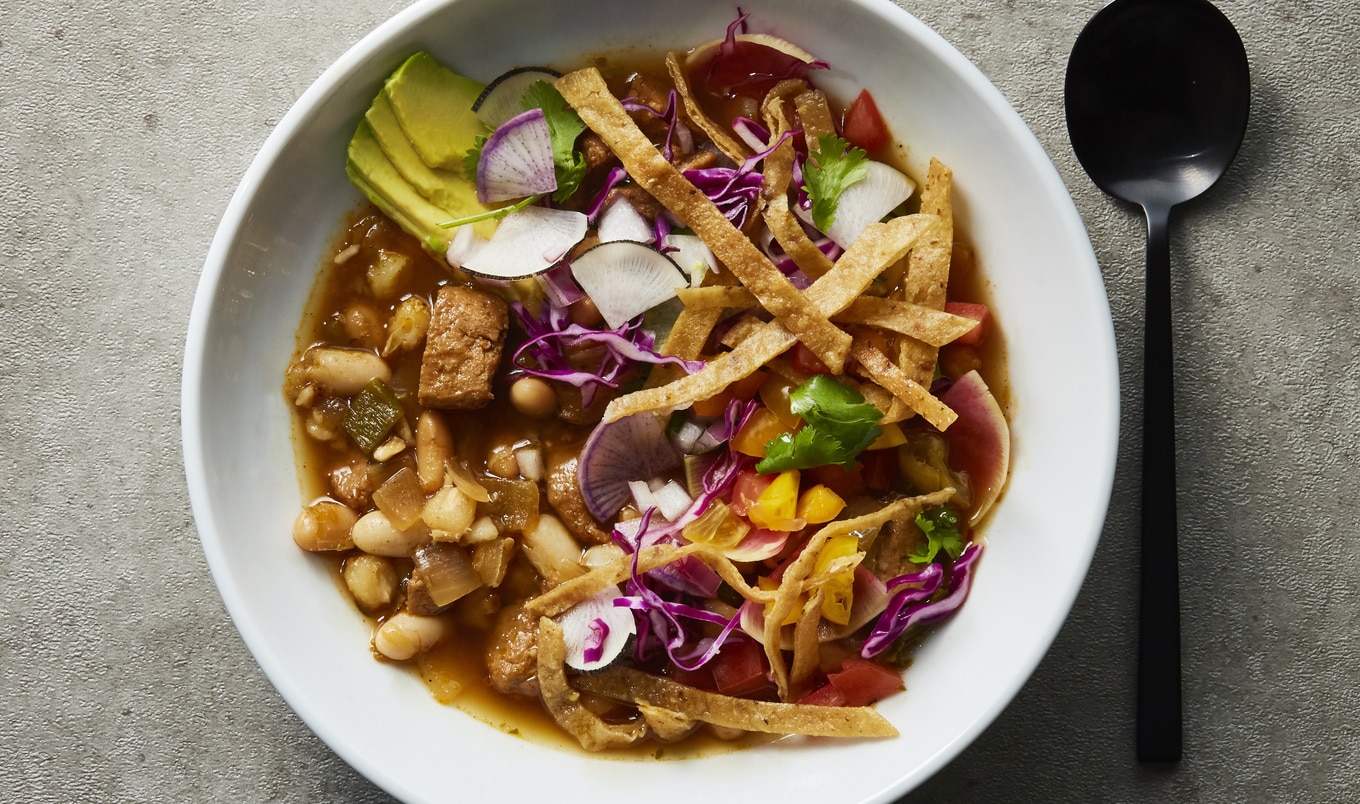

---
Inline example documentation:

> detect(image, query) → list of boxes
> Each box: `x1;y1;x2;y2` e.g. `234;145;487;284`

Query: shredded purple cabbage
731;116;772;152
682;130;797;230
623;89;686;161
702;10;829;99
585;166;628;222
511;301;703;407
861;542;984;658
537;261;584;308
582;617;611;664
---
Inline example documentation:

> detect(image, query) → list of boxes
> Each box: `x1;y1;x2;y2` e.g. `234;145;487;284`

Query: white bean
350;509;430;557
292;500;357;551
520;514;586;585
303;346;390;395
374;612;448;661
415;411;453;494
423;486;476;540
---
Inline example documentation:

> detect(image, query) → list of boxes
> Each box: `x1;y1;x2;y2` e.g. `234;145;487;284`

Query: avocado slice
347;120;465;253
385;52;486;173
366;90;494;229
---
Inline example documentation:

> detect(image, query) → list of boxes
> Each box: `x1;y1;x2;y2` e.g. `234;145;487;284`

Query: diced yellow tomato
748;470;805;531
796;485;846;524
758;374;802;429
732;407;797;458
682;499;750;549
692;389;733;418
813;534;859;625
866;422;907;450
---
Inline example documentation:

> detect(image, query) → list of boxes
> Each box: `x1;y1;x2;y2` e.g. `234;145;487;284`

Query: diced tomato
841;89;891;155
730;469;775;516
805;462;866;499
667;663;715;692
790;343;830;376
711;638;772;697
692;389;733;417
944;302;989;347
859;449;900;492
827;658;904;707
797;682;848;707
731;370;768;400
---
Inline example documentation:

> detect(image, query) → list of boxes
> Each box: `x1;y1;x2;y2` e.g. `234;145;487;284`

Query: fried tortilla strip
794;89;837;141
602;215;936;422
764;498;926;700
575;667;898;738
790;588;826;689
637;702;696;742
897;159;955;385
556;67;852;371
526;542;774;617
718;313;765;350
760;86;836;280
665;52;749;164
836;297;978;346
851;340;957;430
645;306;724;389
537;618;648;751
680;288;977;347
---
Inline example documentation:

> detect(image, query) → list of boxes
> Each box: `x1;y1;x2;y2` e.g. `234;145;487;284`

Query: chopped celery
343;378;405;455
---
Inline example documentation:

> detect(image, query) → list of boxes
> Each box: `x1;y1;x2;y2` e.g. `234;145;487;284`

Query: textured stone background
2;0;1356;801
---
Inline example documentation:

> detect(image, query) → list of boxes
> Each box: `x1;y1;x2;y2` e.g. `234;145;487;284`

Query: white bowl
183;0;1118;801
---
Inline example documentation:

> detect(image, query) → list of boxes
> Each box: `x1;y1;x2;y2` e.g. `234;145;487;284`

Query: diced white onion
653;480;694;522
514;444;545;483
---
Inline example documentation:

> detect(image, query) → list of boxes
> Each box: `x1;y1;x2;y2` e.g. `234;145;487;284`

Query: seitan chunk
485;602;541;697
545;447;610;545
419;285;507;409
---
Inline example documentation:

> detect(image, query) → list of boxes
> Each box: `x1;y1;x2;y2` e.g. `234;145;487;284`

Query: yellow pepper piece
795;484;846;524
813;534;859;625
866;422;908;450
748;470;805;531
682;499;749;549
732;407;798;458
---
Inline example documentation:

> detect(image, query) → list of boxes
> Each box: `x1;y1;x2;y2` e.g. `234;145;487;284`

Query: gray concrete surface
2;0;1356;801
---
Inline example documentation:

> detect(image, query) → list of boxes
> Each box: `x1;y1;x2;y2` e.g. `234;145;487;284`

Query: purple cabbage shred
860;542;984;658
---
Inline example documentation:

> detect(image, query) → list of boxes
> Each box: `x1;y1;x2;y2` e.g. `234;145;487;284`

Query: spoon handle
1138;204;1182;762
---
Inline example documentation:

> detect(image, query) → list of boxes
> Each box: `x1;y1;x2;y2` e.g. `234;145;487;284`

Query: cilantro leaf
463;133;489;183
907;506;965;564
802;134;870;232
756;375;883;473
522;81;588;201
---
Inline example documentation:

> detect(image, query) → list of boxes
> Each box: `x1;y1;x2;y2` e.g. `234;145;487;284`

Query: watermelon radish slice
476;108;558;203
939;370;1011;524
578;413;682;521
472;66;562;129
556;589;636;672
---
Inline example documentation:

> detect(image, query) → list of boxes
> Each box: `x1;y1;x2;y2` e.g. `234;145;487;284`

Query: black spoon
1064;0;1249;763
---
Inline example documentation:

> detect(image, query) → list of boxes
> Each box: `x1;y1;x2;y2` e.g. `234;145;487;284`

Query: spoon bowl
1064;0;1249;764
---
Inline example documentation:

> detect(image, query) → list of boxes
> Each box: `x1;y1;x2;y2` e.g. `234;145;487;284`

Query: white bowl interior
183;0;1117;802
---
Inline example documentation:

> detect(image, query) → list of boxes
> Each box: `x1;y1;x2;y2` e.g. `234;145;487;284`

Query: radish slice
662;234;719;287
462;205;587;280
556;590;636;672
445;224;489;270
476;108;558;203
578;413;681;521
569;241;688;329
685;33;823;71
596;198;655;244
472;66;562;129
939;370;1011;524
822;161;916;248
738;567;889;649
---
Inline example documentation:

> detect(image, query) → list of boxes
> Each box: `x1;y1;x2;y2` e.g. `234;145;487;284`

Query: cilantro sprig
756;375;883;473
521;81;587;202
908;506;965;564
802;134;870;232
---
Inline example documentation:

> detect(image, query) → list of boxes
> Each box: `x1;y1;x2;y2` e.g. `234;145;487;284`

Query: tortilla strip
603;214;935;422
645;306;724;389
851;340;957;430
575;667;898;738
537;618;648;751
897;159;954;385
664;52;749;164
556;67;852;372
718;314;766;350
637;702;696;742
790;588;826;689
763;498;926;700
760;87;836;280
526;542;774;617
793;89;837;141
679;288;977;347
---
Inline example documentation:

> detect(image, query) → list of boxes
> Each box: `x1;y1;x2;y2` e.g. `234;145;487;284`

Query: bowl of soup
182;0;1117;801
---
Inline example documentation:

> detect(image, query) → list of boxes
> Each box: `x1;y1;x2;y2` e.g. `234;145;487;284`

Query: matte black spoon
1064;0;1249;763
